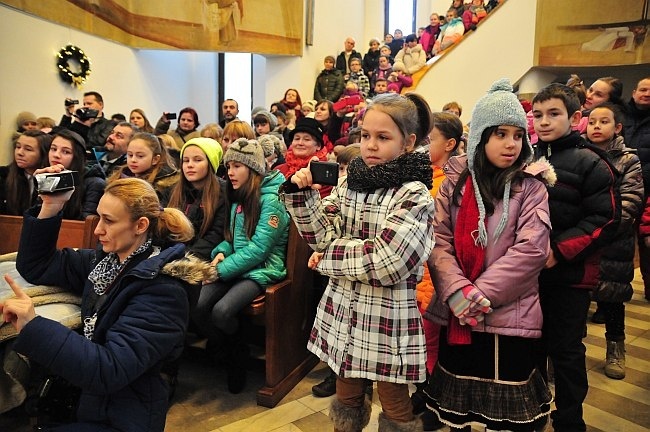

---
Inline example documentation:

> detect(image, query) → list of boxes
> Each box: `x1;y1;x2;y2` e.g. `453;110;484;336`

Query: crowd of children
3;5;650;427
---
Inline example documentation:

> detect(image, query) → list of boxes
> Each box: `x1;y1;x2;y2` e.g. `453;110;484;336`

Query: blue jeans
192;278;262;337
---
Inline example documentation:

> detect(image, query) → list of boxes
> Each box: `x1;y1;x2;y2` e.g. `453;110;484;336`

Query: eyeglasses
23;121;38;126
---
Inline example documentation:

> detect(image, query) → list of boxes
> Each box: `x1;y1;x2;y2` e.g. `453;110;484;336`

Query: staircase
405;0;539;120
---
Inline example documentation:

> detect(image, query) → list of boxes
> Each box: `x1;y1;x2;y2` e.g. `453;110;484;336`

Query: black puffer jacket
535;132;620;289
588;136;644;301
59;115;114;150
623;98;650;193
313;68;344;102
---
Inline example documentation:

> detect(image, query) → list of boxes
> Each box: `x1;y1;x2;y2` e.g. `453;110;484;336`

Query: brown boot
604;340;625;379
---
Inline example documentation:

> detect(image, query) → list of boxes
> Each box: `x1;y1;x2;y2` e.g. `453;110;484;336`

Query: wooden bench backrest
0;214;100;255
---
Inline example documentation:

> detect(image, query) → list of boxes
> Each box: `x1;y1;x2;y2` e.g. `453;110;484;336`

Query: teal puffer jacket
211;170;290;287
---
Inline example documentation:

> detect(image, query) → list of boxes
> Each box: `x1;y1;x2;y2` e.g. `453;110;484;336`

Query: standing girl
167;137;227;261
192;138;289;394
422;79;553;431
109;132;179;204
47;129;106;219
0;130;51;215
283;92;435;431
584;103;644;379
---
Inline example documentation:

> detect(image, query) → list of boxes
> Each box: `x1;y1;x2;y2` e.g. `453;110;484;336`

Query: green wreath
56;45;91;88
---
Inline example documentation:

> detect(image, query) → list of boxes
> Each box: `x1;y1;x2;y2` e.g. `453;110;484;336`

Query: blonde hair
158;133;180;151
200;123;224;141
105;178;194;243
110;132;176;184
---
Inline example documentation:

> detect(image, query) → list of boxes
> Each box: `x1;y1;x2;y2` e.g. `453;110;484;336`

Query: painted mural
536;0;649;66
1;0;303;55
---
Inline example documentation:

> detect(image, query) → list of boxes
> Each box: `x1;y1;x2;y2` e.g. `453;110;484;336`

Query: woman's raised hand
1;274;36;333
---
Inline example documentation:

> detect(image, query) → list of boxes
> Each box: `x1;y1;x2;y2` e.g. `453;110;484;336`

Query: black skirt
423;328;552;432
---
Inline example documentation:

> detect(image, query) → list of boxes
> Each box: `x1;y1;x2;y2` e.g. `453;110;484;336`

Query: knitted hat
302;100;317;112
391;62;405;72
16;111;37;130
223;138;267;175
258;134;282;158
289;117;325;147
253;110;277;130
181;137;223;173
387;82;400;93
466;78;529;247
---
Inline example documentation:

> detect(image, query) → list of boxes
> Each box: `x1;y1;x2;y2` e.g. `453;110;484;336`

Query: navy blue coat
14;210;210;431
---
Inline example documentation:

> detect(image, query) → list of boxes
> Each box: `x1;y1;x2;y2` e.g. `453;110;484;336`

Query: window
385;0;417;37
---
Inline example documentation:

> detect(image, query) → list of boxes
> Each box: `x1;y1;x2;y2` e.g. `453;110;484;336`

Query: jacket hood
128;243;215;284
161;253;216;285
260;170;285;196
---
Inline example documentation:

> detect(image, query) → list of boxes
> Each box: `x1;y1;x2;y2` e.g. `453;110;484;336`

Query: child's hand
291;157;323;190
308;252;324;269
211;253;225;267
545;250;558;268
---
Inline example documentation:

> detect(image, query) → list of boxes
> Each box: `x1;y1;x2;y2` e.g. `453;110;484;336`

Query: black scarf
346;151;433;192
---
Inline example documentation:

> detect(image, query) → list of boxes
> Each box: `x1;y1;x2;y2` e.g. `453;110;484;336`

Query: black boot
225;333;249;394
312;369;337;397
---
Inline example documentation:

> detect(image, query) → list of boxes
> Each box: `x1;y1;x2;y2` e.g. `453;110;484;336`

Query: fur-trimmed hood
525;156;557;187
161;253;215;285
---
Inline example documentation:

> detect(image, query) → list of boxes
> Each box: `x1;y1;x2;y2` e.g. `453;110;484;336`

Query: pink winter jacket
423;156;551;339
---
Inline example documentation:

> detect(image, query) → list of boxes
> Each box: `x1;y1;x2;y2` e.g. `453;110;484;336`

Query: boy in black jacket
532;83;620;431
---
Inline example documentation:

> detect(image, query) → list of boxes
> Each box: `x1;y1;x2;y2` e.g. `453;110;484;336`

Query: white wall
0;5;218;164
260;0;368;108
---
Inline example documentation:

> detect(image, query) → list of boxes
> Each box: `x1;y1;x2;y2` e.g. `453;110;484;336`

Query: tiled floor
2;271;649;431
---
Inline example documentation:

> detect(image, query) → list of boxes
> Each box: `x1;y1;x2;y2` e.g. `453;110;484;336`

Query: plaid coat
282;180;435;383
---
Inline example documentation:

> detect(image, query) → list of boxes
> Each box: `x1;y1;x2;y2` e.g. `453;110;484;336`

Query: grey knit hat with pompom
223;138;267;176
466;78;529;247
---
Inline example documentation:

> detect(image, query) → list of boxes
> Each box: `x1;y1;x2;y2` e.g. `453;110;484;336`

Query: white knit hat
466;78;529;247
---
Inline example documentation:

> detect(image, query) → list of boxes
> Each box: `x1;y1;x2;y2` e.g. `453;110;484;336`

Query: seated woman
129;108;154;133
154;107;201;149
193;138;289;395
275;117;332;197
167;137;227;261
0;130;51;215
48;129;106;219
1;177;214;431
108;132;180;204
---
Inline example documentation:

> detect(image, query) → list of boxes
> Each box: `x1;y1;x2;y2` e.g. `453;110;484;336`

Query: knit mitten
448;286;492;326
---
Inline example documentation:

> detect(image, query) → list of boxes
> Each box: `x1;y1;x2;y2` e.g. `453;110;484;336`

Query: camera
166;112;177;120
74;107;99;121
35;170;79;194
64;99;79;107
310;161;339;186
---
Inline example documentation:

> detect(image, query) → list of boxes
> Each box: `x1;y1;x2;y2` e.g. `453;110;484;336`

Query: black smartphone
166;112;177;120
310;161;339;186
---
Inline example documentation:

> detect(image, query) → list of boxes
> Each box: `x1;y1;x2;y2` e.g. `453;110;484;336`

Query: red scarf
280;146;330;178
449;176;485;345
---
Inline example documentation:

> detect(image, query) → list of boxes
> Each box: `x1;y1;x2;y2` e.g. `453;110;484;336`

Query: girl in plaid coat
281;92;435;432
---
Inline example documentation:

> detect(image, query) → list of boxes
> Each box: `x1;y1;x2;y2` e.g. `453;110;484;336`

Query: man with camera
59;91;114;150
